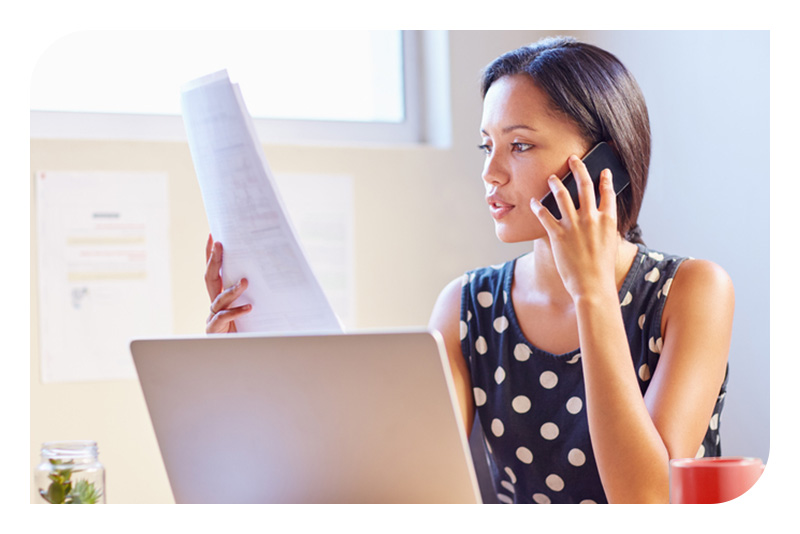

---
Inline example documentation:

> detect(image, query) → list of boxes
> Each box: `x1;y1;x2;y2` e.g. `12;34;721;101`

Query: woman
206;37;734;504
427;37;733;504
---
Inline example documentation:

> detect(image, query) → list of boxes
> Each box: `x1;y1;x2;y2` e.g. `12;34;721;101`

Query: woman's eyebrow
480;124;539;135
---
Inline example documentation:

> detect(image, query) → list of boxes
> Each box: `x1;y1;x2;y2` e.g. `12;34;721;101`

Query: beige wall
30;30;770;503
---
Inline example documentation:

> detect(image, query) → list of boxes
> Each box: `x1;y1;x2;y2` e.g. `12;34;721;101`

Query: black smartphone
540;141;631;220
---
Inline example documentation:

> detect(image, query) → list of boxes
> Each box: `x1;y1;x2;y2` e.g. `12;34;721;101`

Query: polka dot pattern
638;363;651;382
504;466;517;484
540;422;559;440
460;244;728;503
493;316;509;333
533;493;550;504
512;395;531;413
477;291;493;308
516;446;533;464
644;267;661;283
494;367;506;384
566;396;583;414
491;418;505;437
546;474;565;492
539;371;558;389
568;448;586;467
514;343;531;361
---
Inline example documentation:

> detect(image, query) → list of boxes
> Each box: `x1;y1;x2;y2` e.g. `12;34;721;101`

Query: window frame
29;31;426;146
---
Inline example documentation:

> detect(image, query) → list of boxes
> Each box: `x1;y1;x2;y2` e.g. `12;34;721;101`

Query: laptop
131;329;482;504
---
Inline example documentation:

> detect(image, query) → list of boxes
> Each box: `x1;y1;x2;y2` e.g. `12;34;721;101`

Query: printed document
181;71;341;333
36;171;172;382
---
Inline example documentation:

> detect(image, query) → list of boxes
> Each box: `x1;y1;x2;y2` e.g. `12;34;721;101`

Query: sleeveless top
459;244;728;504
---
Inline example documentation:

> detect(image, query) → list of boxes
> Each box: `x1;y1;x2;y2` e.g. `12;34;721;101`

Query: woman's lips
488;197;514;220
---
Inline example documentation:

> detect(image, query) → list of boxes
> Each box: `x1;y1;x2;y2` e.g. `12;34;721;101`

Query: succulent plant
39;459;103;504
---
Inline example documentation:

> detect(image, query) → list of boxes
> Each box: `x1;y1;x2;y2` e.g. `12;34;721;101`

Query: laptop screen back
131;330;482;503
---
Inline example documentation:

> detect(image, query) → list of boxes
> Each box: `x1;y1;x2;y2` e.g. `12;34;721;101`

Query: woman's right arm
205;234;252;334
429;276;475;435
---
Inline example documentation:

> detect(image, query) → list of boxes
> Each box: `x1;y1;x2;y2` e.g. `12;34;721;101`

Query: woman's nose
482;151;510;186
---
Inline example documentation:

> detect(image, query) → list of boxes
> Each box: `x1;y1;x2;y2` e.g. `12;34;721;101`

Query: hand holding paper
181;71;341;334
205;236;252;333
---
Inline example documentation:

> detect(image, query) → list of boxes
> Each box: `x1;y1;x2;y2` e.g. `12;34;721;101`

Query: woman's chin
494;223;543;244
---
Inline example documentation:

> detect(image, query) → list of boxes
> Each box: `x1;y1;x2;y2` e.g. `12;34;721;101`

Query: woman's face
480;74;590;243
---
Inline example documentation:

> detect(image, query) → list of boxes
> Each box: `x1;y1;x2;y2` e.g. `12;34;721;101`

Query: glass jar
35;440;105;504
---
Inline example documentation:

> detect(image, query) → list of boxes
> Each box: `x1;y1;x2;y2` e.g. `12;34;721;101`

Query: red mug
669;457;765;504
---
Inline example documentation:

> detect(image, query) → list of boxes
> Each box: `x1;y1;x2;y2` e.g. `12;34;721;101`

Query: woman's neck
519;235;638;306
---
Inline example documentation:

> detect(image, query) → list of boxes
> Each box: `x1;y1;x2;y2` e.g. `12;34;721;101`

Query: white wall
29;30;770;503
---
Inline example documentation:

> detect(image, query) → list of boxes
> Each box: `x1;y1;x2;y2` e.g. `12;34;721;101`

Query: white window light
30;30;437;146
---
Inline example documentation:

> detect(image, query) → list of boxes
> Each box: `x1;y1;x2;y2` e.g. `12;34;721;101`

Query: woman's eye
478;142;532;155
511;143;533;153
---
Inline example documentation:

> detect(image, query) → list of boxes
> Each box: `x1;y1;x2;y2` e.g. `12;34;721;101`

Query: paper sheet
36;171;172;382
181;71;341;333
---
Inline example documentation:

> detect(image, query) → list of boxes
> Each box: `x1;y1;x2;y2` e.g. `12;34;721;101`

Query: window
30;30;432;145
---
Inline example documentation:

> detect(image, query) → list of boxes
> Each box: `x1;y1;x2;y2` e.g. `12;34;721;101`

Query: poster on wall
35;171;172;383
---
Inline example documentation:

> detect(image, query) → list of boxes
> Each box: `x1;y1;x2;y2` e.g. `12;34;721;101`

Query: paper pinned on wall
36;171;172;383
181;70;342;333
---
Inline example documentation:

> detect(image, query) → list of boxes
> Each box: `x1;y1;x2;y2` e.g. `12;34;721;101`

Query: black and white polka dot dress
459;244;728;504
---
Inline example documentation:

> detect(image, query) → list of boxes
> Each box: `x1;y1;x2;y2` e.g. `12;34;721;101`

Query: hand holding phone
540;142;631;220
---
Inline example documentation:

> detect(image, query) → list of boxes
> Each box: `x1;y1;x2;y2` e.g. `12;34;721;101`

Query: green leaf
46;480;66;504
68;480;102;504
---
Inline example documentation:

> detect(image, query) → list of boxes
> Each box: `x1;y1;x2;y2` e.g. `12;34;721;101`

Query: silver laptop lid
131;329;482;503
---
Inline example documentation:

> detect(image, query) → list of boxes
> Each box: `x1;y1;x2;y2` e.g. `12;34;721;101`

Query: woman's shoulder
637;244;732;294
433;261;510;310
623;244;733;319
630;244;711;290
643;246;735;331
670;256;734;305
430;258;518;329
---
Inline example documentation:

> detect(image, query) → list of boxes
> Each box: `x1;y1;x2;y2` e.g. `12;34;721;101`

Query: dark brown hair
481;36;650;244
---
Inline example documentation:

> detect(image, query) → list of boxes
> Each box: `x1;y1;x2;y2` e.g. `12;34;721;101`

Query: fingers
205;240;224;300
530;176;562;231
209;277;249;315
203;236;253;334
572;154;616;219
571;155;598;214
597;168;617;217
207;304;251;333
531;155;618;231
537;156;591;226
207;278;251;333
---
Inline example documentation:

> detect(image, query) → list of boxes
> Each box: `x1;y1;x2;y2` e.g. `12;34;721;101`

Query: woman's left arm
531;156;734;503
643;258;734;469
574;259;733;503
